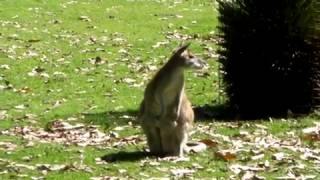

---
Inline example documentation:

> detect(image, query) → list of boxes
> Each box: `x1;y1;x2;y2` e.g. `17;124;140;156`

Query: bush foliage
217;0;320;118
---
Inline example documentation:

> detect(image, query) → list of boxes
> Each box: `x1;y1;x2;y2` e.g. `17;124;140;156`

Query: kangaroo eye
189;55;194;58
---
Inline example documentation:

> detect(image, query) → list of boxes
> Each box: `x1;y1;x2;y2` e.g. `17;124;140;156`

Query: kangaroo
138;43;206;156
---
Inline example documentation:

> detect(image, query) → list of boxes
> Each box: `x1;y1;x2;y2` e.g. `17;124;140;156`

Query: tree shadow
82;105;238;126
193;104;238;122
82;109;139;128
194;103;311;121
101;151;151;162
82;104;295;126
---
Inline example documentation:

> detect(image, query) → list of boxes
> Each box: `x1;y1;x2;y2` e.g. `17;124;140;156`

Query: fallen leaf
200;139;218;148
166;31;192;41
31;177;44;180
170;168;195;178
90;176;118;180
88;56;106;65
95;157;108;165
0;142;17;151
27;67;49;78
52;72;67;79
14;163;36;170
36;164;68;171
79;16;91;22
46;120;84;131
152;41;169;48
230;164;265;175
302;123;320;141
21;138;34;147
215;150;237;161
0;110;8;120
14;104;27;110
36;163;92;173
272;152;286;161
118;169;127;174
18;86;32;94
28;39;41;43
251;154;265;161
241;171;265;180
0;64;10;70
303;134;320;141
22;156;33;162
112;135;142;147
122;78;136;84
113;126;125;131
255;124;268;129
4;120;112;147
140;159;161;167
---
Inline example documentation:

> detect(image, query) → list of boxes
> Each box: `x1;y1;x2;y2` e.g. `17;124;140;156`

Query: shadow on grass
82;103;295;126
193;104;237;121
194;104;289;121
82;109;139;128
82;105;237;126
82;104;292;126
101;151;151;162
194;104;312;121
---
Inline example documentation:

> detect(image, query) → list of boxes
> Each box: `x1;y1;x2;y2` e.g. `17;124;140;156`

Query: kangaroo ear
175;42;191;55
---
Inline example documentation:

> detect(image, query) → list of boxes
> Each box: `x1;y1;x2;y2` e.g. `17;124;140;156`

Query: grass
0;0;319;179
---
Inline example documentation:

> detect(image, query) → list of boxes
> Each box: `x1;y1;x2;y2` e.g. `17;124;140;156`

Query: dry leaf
118;169;127;174
18;87;32;94
0;64;10;70
95;158;108;165
28;39;41;43
251;154;265;161
14;104;27;110
272;152;286;161
90;176;118;180
215;150;237;161
170;168;195;178
230;164;265;175
152;41;169;48
4;120;112;147
14;163;36;170
36;164;68;171
0;142;17;151
0;110;8;120
158;156;190;162
200;139;218;148
302;123;320;141
79;16;91;22
241;171;262;180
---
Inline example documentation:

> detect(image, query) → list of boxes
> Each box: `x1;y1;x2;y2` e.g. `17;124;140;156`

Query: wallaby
138;43;206;157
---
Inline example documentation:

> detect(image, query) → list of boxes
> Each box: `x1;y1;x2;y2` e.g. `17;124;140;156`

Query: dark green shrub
310;0;320;109
217;0;319;118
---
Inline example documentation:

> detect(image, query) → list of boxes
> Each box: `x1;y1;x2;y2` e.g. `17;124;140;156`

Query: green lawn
0;0;319;179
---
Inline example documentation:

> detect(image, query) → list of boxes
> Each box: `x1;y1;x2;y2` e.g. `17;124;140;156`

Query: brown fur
138;43;205;156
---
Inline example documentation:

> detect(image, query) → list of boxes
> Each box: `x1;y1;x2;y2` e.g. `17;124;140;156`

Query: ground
0;0;319;179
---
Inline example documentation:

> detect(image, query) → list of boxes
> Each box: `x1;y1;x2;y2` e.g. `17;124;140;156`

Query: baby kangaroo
138;43;206;157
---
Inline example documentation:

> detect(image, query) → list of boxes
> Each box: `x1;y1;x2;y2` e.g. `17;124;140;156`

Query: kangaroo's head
173;43;206;69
